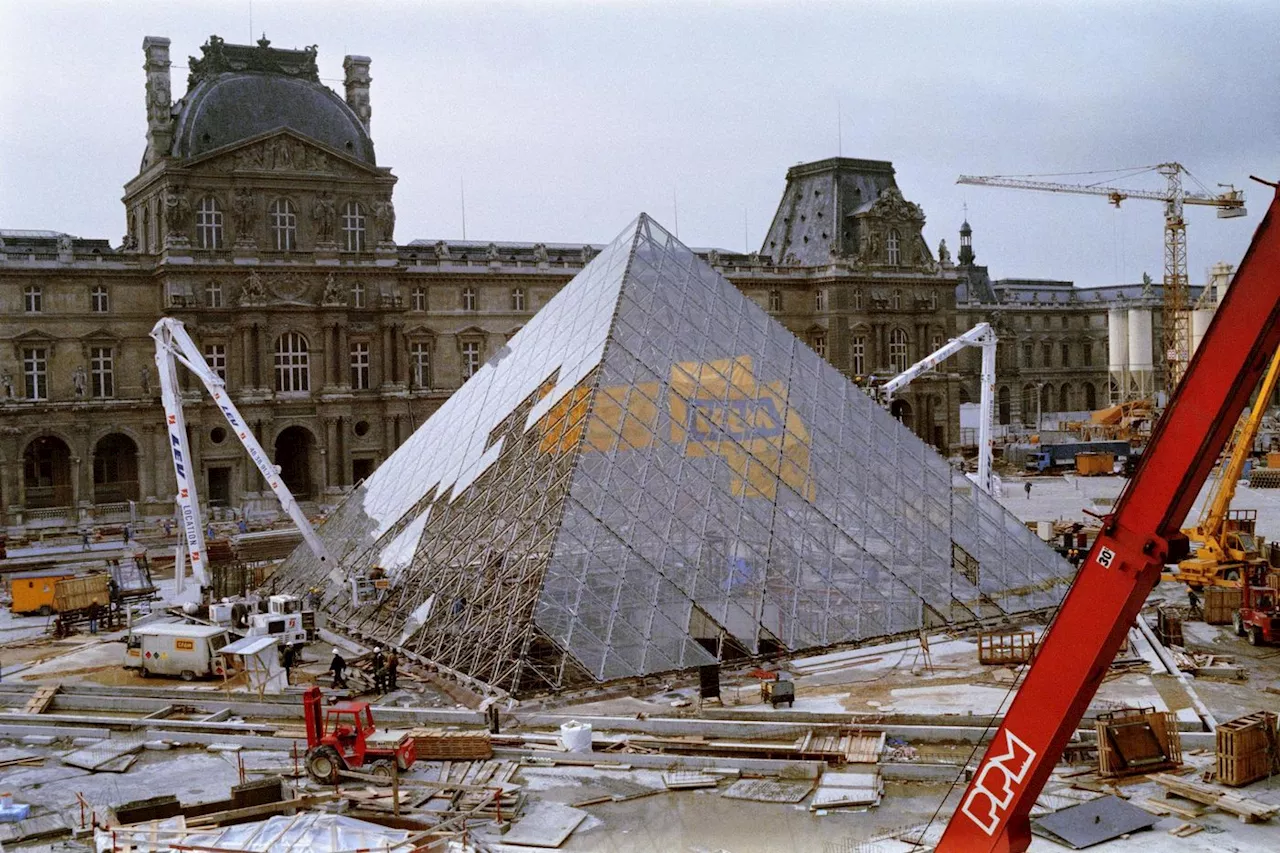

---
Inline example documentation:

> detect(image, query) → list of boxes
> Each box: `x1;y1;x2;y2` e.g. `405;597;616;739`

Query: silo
1108;308;1129;404
1127;307;1155;400
1191;308;1215;357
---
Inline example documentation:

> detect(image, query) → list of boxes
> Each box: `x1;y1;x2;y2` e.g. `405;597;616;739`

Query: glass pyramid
274;214;1074;696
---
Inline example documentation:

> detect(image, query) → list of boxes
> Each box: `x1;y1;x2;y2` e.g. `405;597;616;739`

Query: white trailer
124;623;231;680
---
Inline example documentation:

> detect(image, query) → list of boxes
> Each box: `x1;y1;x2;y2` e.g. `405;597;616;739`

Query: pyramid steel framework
274;214;1074;696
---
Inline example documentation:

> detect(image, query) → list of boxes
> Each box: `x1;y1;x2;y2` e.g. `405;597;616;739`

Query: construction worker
282;643;296;684
371;647;386;693
1188;587;1201;616
329;651;347;688
87;601;101;634
1024;481;1032;499
386;650;399;691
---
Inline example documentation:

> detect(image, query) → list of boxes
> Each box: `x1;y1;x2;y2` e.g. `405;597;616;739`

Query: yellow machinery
1172;346;1280;589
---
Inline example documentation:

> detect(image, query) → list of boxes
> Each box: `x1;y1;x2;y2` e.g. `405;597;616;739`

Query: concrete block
207;743;243;753
20;735;56;746
143;741;172;751
72;737;102;746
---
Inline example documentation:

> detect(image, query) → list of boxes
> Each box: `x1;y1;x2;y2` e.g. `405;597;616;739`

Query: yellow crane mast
1172;345;1280;589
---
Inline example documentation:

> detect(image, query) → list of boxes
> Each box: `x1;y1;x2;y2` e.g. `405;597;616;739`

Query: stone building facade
0;37;962;535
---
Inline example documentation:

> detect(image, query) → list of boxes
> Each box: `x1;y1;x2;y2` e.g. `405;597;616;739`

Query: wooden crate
1216;711;1280;787
977;630;1036;665
1203;586;1243;625
1096;708;1182;778
408;727;493;761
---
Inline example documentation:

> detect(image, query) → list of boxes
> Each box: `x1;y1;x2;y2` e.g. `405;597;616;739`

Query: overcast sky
2;0;1278;287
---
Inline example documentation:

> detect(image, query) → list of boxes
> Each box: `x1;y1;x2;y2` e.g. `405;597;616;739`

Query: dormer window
887;229;901;265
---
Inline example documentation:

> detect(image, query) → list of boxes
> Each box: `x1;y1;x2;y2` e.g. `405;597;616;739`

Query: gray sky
2;0;1277;287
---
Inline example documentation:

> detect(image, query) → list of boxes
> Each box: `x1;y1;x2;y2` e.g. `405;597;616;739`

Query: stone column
256;324;268;391
337;324;350;388
380;325;394;388
142;37;174;163
342;55;372;134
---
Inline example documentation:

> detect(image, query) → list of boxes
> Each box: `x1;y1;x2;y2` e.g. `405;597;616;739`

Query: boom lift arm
151;318;331;592
1180;345;1280;571
878;322;997;494
937;183;1280;852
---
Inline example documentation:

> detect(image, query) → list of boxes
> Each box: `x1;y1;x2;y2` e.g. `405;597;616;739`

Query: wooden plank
184;793;339;827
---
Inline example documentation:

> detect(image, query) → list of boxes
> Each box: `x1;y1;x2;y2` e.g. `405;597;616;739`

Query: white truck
124;623;232;680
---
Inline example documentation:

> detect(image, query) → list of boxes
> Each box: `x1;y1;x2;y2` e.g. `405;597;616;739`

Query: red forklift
302;685;417;784
1233;566;1280;646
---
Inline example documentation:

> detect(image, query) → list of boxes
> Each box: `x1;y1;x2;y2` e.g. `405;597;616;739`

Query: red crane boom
937;183;1280;852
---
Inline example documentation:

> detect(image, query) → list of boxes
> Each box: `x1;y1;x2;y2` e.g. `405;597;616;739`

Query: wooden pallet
409;727;493;761
1096;708;1181;778
23;686;59;715
1151;772;1280;823
1216;711;1280;787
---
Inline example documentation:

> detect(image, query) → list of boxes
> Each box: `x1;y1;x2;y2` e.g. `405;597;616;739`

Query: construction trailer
8;569;75;615
124;623;232;680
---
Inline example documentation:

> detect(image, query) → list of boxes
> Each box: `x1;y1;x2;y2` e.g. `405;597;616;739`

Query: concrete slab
502;801;588;847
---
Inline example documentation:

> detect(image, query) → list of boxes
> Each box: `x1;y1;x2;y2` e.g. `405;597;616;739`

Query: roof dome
171;71;376;164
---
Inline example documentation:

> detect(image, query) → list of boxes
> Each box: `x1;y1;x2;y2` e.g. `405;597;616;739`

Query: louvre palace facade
1;33;1123;535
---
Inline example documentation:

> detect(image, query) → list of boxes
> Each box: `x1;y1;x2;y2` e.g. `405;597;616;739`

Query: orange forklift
1233;566;1280;647
302;685;416;784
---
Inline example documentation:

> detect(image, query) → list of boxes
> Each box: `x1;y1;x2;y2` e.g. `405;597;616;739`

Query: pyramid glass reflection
274;215;1073;695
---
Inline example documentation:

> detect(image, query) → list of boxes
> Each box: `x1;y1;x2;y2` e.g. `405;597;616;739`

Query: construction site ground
1;475;1279;851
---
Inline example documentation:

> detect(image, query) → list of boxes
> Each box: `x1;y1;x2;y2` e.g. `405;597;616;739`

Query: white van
124;623;231;680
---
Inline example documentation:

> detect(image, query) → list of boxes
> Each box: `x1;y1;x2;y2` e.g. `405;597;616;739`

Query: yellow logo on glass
538;356;813;501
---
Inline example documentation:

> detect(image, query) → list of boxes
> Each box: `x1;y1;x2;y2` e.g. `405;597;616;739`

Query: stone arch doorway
24;436;73;509
274;426;316;500
889;398;913;430
93;433;140;503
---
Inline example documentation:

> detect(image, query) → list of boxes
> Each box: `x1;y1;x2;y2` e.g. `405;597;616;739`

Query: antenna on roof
837;100;842;157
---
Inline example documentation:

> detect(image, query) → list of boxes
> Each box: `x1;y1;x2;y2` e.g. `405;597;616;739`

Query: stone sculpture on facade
72;365;87;397
532;243;549;263
322;272;345;306
312;191;336;243
239;270;267;306
232;189;256;237
371;198;395;243
434;240;450;259
164;188;192;239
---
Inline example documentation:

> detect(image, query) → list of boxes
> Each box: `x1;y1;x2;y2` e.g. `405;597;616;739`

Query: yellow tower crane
958;164;1246;392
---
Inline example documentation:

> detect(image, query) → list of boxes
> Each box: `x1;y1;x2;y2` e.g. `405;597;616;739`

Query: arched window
1084;382;1098;410
142;207;151;253
196;196;223;249
998;386;1011;425
889;328;909;372
1022;384;1037;422
887;229;901;265
1040;383;1054;414
270;199;297;251
341;202;366;252
891;289;902;310
1059;383;1072;412
274;332;309;393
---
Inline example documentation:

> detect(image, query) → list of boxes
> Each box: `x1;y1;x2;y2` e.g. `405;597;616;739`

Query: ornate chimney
142;36;174;165
343;55;372;134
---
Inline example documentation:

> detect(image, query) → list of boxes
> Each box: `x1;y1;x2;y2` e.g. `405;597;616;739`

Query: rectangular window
91;286;109;313
815;288;828;311
196;197;223;249
932;333;944;353
352;281;366;309
1022;343;1033;367
409;342;432;388
1042;343;1053;366
24;286;42;313
461;341;481;380
204;343;227;380
411;286;427;311
1061;342;1071;367
23;347;48;400
812;333;827;359
205;281;223;308
769;290;782;312
852;288;863;310
851;335;866;376
462;287;477;311
90;347;114;398
350;342;370;389
1085;341;1095;367
511;288;526;311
